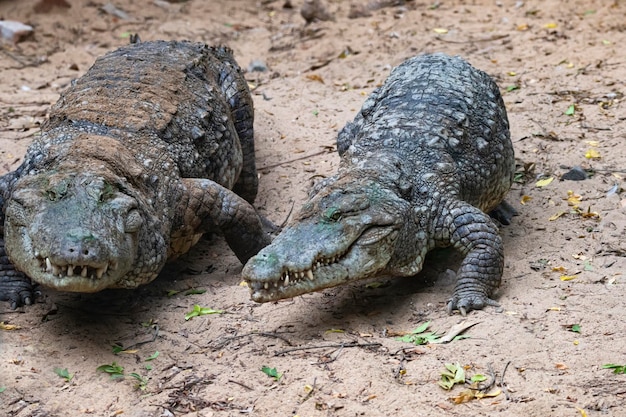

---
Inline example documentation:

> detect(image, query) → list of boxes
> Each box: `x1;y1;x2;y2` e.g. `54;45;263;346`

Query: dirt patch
1;0;625;416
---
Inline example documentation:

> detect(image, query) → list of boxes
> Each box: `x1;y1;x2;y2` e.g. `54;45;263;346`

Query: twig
435;34;509;44
120;324;160;351
259;148;334;171
500;360;512;400
212;331;293;350
228;379;254;391
274;341;382;356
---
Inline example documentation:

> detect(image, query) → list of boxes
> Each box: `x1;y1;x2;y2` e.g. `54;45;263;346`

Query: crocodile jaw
4;171;145;292
242;224;398;302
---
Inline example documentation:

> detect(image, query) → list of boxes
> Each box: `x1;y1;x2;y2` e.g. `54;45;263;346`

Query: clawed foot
446;293;499;316
0;273;39;309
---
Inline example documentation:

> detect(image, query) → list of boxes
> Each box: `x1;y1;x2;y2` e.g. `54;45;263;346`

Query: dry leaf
555;363;569;370
549;211;565;221
433;28;448;34
552;266;567;272
560;275;577;281
305;74;325;83
520;195;532;205
567;191;582;206
585;149;601;159
0;322;20;331
517;23;529;31
536;177;554;187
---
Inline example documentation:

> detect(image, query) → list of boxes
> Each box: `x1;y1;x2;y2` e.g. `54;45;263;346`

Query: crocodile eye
323;207;342;222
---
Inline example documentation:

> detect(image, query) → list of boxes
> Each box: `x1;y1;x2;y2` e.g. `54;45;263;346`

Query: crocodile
242;53;515;315
0;40;272;308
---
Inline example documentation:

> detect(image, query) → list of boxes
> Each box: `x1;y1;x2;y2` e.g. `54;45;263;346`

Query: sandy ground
1;0;625;416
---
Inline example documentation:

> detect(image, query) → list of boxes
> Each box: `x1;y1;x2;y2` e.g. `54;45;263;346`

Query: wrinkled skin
0;41;271;308
243;54;515;315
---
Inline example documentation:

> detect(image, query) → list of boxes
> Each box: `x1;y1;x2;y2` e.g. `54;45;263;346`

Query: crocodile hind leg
0;237;37;309
444;203;504;315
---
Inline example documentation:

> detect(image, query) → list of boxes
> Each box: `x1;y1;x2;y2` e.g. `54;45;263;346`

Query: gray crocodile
243;54;515;315
0;40;272;308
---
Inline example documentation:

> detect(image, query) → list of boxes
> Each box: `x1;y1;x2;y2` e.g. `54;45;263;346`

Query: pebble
0;20;34;43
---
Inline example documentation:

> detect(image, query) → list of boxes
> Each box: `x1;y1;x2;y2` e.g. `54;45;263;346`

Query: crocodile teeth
51;264;60;276
264;282;269;290
81;266;88;278
46;258;53;273
96;264;108;279
306;270;314;280
284;274;290;286
67;265;74;277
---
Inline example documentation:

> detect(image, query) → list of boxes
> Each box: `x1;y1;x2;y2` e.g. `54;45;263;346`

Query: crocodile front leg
444;203;504;315
0;237;37;308
174;178;272;263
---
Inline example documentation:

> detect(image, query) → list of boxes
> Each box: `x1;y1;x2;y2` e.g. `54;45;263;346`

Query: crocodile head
243;175;410;302
4;170;148;292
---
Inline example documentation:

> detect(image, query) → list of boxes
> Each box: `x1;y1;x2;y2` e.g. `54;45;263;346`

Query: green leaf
438;363;466;390
565;104;575;116
602;364;626;374
506;85;519;92
395;322;445;345
261;365;283;381
111;344;124;354
0;387;5;393
96;362;125;379
184;288;207;295
145;364;153;371
53;367;74;382
470;374;487;382
184;305;224;321
570;324;581;333
166;289;180;297
145;351;159;361
129;373;148;390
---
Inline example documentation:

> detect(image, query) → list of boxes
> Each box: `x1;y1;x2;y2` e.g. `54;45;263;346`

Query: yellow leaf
585;149;601;159
549;211;565;221
544;22;558;29
567;191;582;206
516;23;529;31
576;407;588;417
585;140;599;147
520;195;532;205
0;321;20;331
535;177;554;187
508;71;517;76
239;280;249;287
560;275;577;281
475;388;502;399
451;389;476;404
547;307;562;311
573;340;579;345
325;328;345;333
433;28;448;34
305;74;325;83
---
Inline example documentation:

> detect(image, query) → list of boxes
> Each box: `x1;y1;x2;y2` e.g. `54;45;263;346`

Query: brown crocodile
242;53;515;315
0;40;272;308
